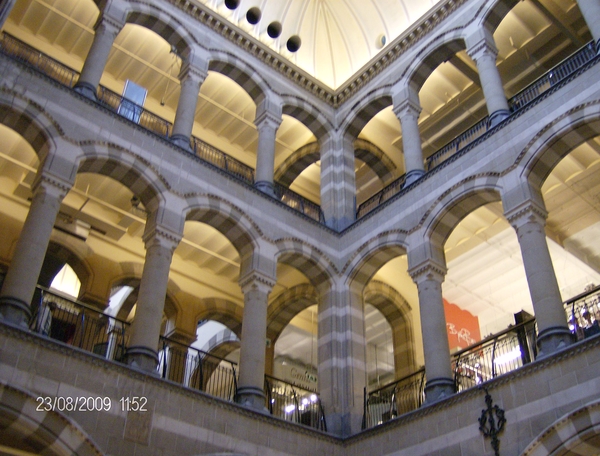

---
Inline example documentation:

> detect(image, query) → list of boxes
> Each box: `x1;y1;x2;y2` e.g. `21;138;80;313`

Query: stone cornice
166;0;466;107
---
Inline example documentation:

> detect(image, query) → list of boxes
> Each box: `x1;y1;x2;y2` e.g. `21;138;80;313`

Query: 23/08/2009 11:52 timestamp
120;396;148;412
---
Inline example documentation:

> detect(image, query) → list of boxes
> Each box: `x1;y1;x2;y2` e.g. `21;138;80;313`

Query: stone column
506;202;571;356
467;32;510;126
161;329;196;384
235;272;275;410
576;0;600;52
393;88;425;186
126;226;181;372
170;63;207;151
0;174;71;328
0;0;16;29
74;17;122;100
254;111;282;196
410;261;455;403
320;132;356;230
317;279;366;437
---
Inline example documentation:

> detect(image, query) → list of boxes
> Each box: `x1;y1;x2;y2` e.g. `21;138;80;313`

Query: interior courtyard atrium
0;0;600;454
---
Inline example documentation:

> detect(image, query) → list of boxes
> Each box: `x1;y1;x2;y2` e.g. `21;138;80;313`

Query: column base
488;109;510;127
254;181;276;198
170;134;193;152
404;169;425;187
537;326;573;358
423;377;455;405
125;346;159;373
0;296;31;328
73;82;98;101
235;386;268;412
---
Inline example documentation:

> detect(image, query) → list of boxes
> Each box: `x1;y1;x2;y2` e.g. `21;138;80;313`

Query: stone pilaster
126;225;181;372
467;32;510;126
317;279;366;436
506;202;572;356
74;17;123;100
170;62;207;151
0;173;71;328
235;271;276;411
409;259;455;404
393;88;425;186
254;109;282;196
320;132;356;230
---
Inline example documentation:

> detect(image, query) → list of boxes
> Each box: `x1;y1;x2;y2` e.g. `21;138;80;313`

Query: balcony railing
265;375;327;431
0;32;323;223
362;285;600;429
30;287;327;430
36;286;131;362
158;336;238;402
356;41;599;219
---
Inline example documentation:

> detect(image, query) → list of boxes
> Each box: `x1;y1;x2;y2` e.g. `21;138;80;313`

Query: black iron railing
0;32;323;223
34;286;130;362
362;284;600;429
356;41;599;219
158;336;238;402
362;369;425;429
264;375;327;431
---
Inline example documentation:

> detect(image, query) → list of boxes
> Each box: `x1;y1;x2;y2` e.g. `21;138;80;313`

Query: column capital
178;61;207;86
409;259;447;285
33;172;72;199
393;96;422;120
505;201;548;230
254;110;282;130
239;271;276;294
142;225;182;251
94;14;123;38
467;37;499;62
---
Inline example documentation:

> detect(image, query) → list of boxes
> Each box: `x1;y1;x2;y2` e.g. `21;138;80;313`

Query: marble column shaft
127;228;180;371
170;64;206;149
75;18;122;99
577;0;600;50
254;112;281;195
0;176;70;327
394;99;425;185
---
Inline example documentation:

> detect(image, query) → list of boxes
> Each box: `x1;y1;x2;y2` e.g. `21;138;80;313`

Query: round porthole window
267;21;282;39
286;35;301;52
246;7;262;24
224;0;239;10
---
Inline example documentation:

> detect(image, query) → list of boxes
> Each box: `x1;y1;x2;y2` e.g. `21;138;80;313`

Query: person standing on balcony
30;300;57;336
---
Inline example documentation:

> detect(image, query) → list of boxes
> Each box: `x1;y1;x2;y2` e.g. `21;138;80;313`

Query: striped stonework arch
345;231;408;292
125;5;196;59
281;96;332;141
208;52;268;105
0;92;63;163
354;139;397;185
77;143;170;213
342;91;393;139
480;0;521;31
421;175;502;246
185;195;261;258
364;281;417;377
521;399;600;456
267;284;318;343
195;298;244;337
403;35;467;91
0;383;104;455
275;239;336;292
518;101;600;189
199;327;239;355
274;142;320;186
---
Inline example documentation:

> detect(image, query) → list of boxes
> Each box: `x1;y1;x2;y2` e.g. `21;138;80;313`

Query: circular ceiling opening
246;7;261;25
267;21;282;39
286;35;301;53
224;0;239;10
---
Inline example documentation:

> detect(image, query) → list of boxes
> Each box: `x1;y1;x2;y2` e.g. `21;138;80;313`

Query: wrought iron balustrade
362;370;425;429
356;41;599;219
264;374;327;431
158;336;238;402
34;286;131;362
362;285;600;429
0;32;323;223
